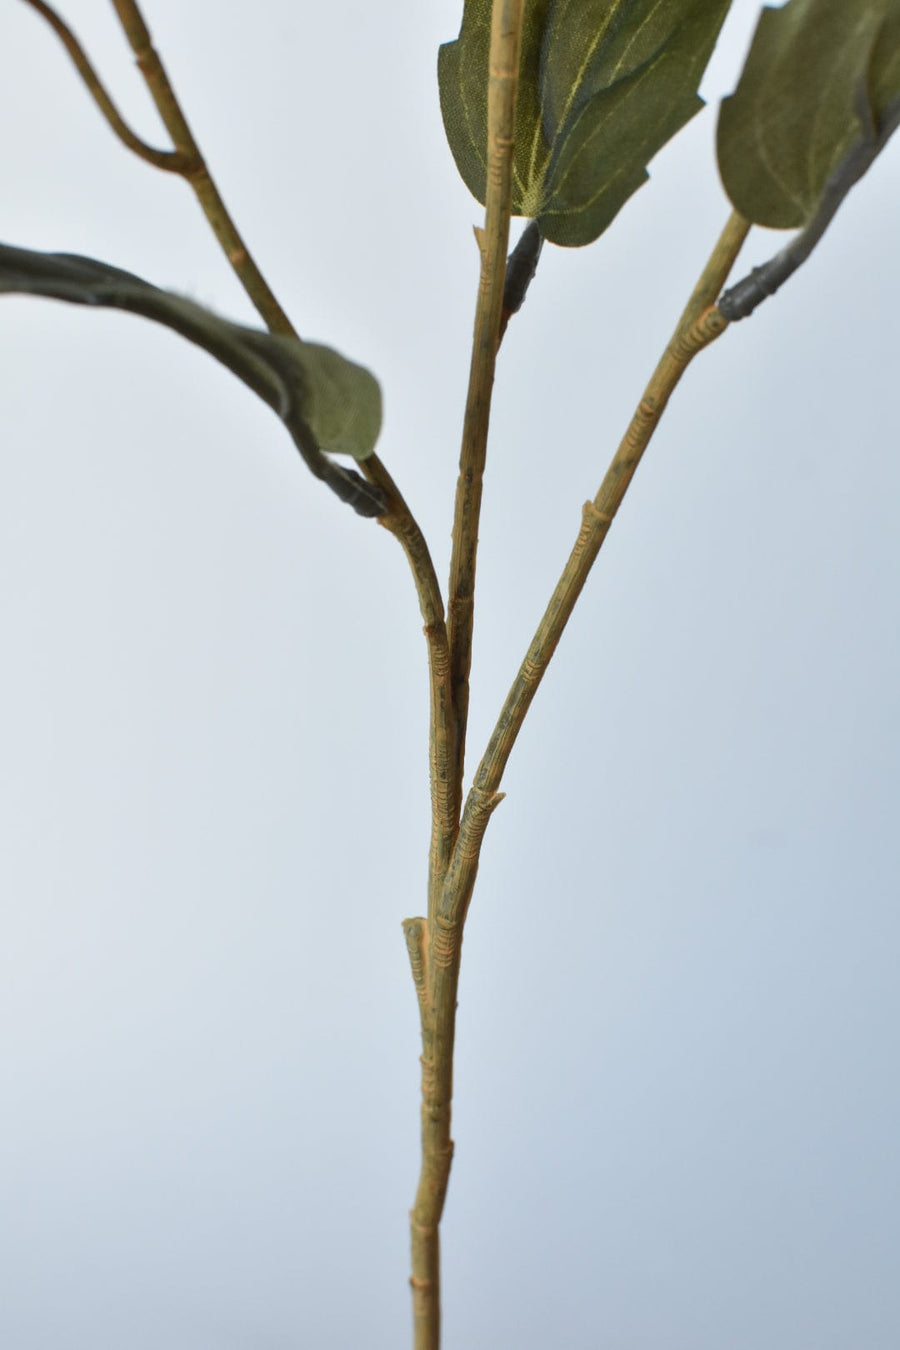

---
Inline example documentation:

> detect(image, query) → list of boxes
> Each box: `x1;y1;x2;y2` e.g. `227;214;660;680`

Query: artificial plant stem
404;214;750;1349
30;3;452;887
107;0;293;333
30;4;447;641
470;210;751;808
407;7;526;1338
446;0;526;790
367;456;457;920
20;0;188;170
108;2;449;652
678;209;752;330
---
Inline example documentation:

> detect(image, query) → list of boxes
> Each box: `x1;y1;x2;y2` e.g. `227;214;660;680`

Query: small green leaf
268;337;382;462
717;0;900;229
0;243;386;515
439;0;733;247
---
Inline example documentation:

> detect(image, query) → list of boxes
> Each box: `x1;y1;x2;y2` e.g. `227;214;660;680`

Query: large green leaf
0;243;385;516
717;0;900;229
439;0;733;247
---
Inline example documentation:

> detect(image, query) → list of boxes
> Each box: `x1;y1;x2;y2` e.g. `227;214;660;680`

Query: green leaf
439;0;733;247
717;0;900;229
268;337;382;462
0;243;386;516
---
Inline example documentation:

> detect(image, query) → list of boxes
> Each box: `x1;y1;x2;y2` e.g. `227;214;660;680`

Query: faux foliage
5;0;898;1347
439;0;733;245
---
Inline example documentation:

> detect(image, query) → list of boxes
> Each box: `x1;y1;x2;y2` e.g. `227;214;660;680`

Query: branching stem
19;0;187;170
407;209;749;1349
22;0;448;729
20;12;755;1350
470;212;750;806
106;3;456;882
405;6;526;1346
109;0;296;334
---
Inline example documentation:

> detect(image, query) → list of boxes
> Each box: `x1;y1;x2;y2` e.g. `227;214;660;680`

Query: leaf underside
439;0;733;247
0;244;383;464
0;243;386;516
717;0;900;229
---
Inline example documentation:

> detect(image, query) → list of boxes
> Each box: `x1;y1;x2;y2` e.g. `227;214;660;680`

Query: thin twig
19;0;188;170
20;0;290;330
468;210;751;812
118;0;458;872
109;0;296;334
366;455;458;919
24;1;452;848
106;0;449;619
446;0;526;791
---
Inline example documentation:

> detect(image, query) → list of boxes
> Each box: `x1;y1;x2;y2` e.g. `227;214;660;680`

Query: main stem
406;209;750;1349
407;3;525;1346
446;0;526;792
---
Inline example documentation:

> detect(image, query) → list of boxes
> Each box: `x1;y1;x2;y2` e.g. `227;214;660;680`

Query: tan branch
19;0;188;170
25;1;453;870
404;216;750;1350
471;211;751;804
104;6;449;656
446;0;526;789
367;455;458;920
410;3;527;1337
105;0;292;333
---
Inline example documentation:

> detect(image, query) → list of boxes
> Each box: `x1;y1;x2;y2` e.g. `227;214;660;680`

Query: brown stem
19;0;188;169
406;11;527;1340
367;455;458;920
446;0;526;792
25;1;448;707
409;3;527;1341
107;0;294;333
407;210;749;1350
472;211;751;807
409;783;505;1350
26;0;458;1024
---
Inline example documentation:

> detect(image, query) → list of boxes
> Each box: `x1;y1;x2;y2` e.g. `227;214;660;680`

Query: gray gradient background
2;2;899;1347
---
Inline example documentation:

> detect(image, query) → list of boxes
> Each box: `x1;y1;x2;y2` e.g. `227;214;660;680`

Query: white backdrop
2;3;899;1347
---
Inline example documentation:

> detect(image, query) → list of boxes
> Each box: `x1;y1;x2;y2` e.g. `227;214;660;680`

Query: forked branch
19;0;188;170
22;0;452;884
469;211;752;815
